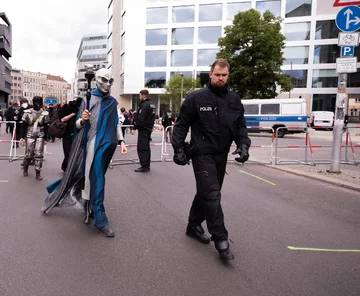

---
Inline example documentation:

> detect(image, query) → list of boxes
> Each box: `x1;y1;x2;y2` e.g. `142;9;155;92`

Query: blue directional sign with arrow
336;5;360;32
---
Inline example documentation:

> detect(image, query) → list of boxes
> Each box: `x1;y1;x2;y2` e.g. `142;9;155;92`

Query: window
312;69;338;88
348;71;360;87
244;104;259;115
146;29;167;46
286;0;312;18
197;71;210;87
172;6;195;23
312;94;336;112
145;72;166;88
226;2;252;21
283;70;308;88
121;34;125;51
171;50;193;66
282;103;302;115
145;50;167;67
284;22;310;41
121;54;125;71
314;45;340;64
199;4;223;22
108;17;113;35
256;1;281;17
197;49;218;66
108;0;113;19
198;27;222;44
261;104;280;115
121;13;126;31
315;20;339;40
120;74;124;90
170;71;193;77
108;34;113;51
172;28;194;45
107;50;113;66
284;46;309;64
146;7;168;24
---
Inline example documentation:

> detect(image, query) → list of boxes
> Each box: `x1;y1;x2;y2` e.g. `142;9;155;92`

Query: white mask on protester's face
22;103;28;109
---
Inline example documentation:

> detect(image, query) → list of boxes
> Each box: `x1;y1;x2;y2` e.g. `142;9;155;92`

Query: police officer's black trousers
137;129;152;168
189;152;228;242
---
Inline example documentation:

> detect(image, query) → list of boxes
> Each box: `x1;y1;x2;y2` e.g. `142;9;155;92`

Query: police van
242;98;307;138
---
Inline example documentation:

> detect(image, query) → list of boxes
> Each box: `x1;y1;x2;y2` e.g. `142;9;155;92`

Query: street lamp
179;73;184;111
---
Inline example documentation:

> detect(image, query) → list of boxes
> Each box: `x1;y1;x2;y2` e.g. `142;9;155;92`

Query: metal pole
289;62;292;99
329;73;347;173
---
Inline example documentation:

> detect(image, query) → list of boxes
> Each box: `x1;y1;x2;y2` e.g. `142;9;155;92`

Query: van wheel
276;128;286;138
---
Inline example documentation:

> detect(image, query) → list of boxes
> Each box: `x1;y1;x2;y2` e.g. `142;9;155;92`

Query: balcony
0;13;11;59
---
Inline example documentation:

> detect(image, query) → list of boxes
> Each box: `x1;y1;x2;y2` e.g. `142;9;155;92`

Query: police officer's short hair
140;89;149;96
211;59;230;72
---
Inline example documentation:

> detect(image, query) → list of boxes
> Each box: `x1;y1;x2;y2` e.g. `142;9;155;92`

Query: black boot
36;170;42;181
186;223;210;244
23;166;29;177
83;200;92;224
215;240;234;261
134;167;150;172
97;225;115;237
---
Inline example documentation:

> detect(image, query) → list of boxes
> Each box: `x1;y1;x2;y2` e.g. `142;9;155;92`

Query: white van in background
308;111;334;130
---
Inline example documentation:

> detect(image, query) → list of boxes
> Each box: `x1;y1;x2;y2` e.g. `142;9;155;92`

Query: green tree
217;9;293;100
161;75;201;113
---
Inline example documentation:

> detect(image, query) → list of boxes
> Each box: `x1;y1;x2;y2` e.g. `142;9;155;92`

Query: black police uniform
172;83;251;242
6;104;23;146
134;98;155;169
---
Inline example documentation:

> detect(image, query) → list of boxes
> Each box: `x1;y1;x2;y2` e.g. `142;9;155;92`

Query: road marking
0;180;8;183
288;246;360;253
238;170;276;186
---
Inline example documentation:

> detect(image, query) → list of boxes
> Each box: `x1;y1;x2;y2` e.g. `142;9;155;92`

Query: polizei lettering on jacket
200;106;213;112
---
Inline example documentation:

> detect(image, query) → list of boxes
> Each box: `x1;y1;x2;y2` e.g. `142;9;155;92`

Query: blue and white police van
242;98;307;138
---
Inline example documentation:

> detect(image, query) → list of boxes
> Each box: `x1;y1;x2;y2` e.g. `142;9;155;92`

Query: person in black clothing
47;104;56;143
162;110;174;143
119;107;129;138
6;99;22;148
172;59;251;261
58;97;82;172
133;89;155;172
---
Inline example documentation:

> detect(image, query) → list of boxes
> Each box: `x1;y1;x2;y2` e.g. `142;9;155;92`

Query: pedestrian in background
162;110;174;143
133;89;155;172
172;58;251;261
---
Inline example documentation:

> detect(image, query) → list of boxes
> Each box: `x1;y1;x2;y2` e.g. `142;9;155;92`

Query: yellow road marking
288;246;360;253
238;170;276;186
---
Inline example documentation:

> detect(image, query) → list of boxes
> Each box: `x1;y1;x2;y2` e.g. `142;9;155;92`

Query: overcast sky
2;0;108;83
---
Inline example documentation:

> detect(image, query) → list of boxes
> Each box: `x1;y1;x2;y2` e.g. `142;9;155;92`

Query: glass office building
108;0;360;115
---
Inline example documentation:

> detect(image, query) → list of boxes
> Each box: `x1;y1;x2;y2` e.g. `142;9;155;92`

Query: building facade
109;0;360;116
75;34;108;97
22;70;47;101
0;12;12;109
47;75;69;105
10;68;22;102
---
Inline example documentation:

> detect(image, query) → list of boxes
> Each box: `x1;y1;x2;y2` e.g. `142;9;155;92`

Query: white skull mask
95;68;114;94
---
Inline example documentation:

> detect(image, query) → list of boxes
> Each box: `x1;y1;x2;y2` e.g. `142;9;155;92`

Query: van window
243;104;259;115
261;104;280;115
282;103;302;115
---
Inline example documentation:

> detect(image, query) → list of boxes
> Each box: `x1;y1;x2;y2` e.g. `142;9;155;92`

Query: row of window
82;44;107;50
147;1;311;24
145;19;342;49
145;49;217;67
11;76;22;81
146;27;221;46
141;69;360;89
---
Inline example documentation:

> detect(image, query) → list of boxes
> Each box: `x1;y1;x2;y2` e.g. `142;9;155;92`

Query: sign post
330;6;360;172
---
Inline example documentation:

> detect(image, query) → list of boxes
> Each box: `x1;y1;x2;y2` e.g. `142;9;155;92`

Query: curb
266;165;360;192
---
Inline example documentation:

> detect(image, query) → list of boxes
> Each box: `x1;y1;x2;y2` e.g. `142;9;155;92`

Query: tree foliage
217;9;293;100
161;75;201;113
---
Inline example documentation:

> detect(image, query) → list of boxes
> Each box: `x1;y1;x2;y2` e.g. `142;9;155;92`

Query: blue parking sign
341;46;355;56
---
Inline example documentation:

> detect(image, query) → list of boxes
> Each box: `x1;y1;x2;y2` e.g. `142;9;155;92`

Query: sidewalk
268;163;360;192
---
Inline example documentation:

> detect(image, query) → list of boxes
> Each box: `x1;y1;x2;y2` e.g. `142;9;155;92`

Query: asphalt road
0;131;359;296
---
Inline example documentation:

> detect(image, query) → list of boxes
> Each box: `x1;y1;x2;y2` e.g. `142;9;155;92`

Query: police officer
172;58;251;261
134;89;155;172
6;99;22;148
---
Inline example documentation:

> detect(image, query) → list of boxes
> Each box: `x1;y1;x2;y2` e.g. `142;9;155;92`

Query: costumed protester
41;68;128;237
19;96;50;180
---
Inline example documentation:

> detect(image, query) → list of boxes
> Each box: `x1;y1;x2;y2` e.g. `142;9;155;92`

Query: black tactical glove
232;143;250;163
173;147;190;166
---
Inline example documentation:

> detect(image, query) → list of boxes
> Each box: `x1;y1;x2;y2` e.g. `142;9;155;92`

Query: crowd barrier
274;126;359;166
0;121;24;162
